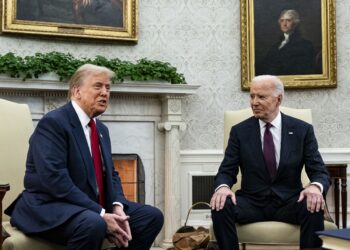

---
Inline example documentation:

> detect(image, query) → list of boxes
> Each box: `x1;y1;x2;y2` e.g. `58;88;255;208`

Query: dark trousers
34;202;164;250
211;194;324;250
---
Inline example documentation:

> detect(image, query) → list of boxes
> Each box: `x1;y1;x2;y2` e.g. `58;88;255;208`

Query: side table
326;164;348;228
0;183;10;248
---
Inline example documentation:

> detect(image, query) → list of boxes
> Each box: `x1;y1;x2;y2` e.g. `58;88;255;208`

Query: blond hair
67;64;115;100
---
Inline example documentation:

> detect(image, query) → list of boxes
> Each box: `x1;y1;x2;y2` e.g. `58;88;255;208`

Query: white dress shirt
72;101;93;155
279;33;290;49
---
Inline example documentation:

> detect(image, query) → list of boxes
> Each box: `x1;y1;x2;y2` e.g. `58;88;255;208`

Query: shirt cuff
112;201;124;209
215;184;230;192
100;208;105;217
310;182;323;193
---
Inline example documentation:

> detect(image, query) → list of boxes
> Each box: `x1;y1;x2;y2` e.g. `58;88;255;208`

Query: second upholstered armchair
0;99;114;250
219;106;337;250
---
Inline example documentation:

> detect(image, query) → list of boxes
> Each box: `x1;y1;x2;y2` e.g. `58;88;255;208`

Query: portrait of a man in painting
254;0;322;76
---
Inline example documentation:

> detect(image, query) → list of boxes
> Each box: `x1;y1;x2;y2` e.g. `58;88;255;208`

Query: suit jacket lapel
95;121;109;172
249;118;271;180
67;102;98;195
250;119;264;160
96;120;115;207
278;114;293;177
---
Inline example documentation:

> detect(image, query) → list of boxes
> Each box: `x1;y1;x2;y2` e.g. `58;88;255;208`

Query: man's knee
154;207;164;226
89;216;107;236
146;206;164;231
129;205;163;243
211;198;235;221
297;199;324;221
76;212;107;239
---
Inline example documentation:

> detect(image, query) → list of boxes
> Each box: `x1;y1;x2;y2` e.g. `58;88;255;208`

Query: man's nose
100;87;108;96
251;97;259;105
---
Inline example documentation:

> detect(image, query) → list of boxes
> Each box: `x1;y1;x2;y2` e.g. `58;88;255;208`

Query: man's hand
103;207;132;248
113;205;132;246
298;184;325;213
210;186;236;211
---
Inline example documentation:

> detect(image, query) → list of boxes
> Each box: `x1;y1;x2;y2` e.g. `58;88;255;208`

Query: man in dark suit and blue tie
210;75;330;250
5;64;163;249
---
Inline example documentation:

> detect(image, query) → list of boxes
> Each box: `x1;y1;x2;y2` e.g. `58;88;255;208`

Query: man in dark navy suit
210;75;330;250
5;64;163;249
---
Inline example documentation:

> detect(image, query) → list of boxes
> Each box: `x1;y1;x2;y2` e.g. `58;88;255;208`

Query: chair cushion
3;222;64;250
236;220;337;244
2;222;114;250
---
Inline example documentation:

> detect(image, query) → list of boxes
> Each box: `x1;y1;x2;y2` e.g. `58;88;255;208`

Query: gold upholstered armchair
0;99;113;250
221;107;337;250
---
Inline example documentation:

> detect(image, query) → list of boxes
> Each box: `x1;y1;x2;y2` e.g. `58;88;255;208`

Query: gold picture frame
241;0;336;90
1;0;138;42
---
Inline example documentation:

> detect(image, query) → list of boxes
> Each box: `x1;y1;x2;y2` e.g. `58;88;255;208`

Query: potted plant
0;52;186;84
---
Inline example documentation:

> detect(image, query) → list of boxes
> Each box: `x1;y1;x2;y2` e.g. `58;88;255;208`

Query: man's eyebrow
93;81;111;87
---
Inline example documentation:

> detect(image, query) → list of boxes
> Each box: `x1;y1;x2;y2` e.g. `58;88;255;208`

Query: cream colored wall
0;0;349;150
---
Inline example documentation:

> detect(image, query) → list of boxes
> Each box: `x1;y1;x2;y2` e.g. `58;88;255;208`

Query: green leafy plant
0;52;186;84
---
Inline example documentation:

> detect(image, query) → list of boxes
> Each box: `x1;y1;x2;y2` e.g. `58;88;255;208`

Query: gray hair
279;9;301;26
251;75;284;97
68;64;115;99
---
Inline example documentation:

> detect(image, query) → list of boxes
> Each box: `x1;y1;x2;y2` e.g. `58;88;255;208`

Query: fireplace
113;154;145;203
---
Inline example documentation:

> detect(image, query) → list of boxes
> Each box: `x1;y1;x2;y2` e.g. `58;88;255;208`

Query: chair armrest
0;182;10;201
323;201;335;224
0;183;10;200
1;183;10;244
0;183;10;190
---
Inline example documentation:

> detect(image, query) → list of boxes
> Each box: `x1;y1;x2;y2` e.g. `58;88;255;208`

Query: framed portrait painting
1;0;138;41
240;0;336;90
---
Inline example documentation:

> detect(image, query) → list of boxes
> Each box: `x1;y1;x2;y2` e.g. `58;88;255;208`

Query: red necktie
88;119;105;206
263;123;277;179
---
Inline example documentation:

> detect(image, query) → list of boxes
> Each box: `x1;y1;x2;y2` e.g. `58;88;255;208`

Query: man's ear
72;86;81;100
277;94;283;105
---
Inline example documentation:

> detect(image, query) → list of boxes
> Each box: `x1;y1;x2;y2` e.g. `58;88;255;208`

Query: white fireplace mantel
0;77;199;96
0;77;200;248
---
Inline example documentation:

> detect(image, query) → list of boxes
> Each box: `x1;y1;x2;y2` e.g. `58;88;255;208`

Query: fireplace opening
112;154;145;203
192;175;215;209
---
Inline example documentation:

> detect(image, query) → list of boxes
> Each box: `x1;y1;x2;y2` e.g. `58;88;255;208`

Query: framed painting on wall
1;0;138;41
240;0;336;90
